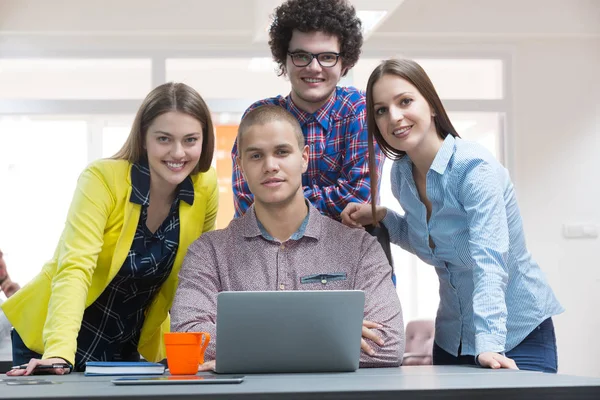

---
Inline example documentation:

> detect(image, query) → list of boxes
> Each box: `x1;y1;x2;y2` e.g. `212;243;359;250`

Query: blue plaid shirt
382;135;563;357
232;86;384;220
75;161;194;370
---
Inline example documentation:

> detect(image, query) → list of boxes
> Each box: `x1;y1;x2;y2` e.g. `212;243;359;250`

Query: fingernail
378;340;384;346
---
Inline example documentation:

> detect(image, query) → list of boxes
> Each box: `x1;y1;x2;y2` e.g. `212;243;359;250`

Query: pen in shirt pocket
11;363;71;370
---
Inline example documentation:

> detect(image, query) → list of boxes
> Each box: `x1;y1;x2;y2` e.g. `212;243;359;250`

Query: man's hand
198;360;216;372
6;357;71;376
361;320;384;356
0;249;20;298
476;352;519;369
0;278;20;298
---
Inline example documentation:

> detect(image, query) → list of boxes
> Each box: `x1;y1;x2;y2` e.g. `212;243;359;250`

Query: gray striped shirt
171;203;404;367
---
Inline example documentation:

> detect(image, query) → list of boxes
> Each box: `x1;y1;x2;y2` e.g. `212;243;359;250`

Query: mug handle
199;332;211;353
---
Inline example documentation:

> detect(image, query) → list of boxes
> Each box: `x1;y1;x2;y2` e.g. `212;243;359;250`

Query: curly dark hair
268;0;363;77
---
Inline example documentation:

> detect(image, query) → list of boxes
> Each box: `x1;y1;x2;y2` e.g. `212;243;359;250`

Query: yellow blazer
1;159;218;365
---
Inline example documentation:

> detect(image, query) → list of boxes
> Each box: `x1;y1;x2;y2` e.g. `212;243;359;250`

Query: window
166;58;289;100
351;58;503;99
0;59;152;99
102;120;134;158
0;116;88;285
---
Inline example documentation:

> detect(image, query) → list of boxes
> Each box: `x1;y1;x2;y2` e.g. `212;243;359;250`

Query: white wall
513;38;600;377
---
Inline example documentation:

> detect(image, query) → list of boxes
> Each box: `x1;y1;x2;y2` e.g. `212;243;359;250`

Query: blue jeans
432;318;558;373
11;328;42;366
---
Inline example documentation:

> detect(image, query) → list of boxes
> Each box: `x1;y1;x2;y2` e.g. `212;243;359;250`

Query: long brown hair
112;82;215;174
366;59;460;224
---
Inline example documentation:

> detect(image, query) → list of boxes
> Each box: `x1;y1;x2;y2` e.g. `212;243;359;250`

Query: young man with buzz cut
231;0;384;220
172;106;404;369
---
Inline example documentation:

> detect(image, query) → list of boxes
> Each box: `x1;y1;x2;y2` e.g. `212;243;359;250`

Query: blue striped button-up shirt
382;135;563;357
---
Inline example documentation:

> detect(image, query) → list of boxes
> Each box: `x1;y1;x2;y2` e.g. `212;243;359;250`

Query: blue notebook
84;361;166;376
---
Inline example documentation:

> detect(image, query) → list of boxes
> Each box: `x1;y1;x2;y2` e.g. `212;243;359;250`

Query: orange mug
164;332;211;375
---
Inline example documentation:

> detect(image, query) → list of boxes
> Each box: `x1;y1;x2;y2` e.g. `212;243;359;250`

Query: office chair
402;320;435;366
365;224;395;285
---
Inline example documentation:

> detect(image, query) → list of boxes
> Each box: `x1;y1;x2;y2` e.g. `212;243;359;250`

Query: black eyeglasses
287;51;341;68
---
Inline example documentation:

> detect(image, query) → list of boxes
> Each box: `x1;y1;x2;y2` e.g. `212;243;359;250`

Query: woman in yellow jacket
3;82;218;375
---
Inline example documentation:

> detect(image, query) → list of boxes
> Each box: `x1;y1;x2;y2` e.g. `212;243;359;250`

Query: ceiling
0;0;598;52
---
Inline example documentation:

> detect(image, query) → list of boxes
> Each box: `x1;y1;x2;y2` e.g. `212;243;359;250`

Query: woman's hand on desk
476;352;519;370
6;357;71;376
361;320;384;356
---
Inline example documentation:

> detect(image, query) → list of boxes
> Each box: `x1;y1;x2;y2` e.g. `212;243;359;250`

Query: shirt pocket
317;151;344;185
300;272;348;288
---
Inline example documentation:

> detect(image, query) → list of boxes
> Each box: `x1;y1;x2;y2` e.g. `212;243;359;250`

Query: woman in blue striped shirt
341;59;563;372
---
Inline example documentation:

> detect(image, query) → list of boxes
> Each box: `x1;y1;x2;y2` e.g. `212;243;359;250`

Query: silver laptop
215;290;365;374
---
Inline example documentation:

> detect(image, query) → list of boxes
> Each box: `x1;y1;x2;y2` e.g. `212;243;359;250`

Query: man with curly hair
231;0;384;220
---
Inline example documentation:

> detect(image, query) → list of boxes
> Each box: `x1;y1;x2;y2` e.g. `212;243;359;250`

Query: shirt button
279;283;285;290
280;244;285;250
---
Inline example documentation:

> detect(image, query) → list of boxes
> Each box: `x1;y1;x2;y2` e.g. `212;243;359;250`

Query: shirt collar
242;201;322;241
129;159;195;206
429;134;457;175
285;88;338;132
395;134;457;181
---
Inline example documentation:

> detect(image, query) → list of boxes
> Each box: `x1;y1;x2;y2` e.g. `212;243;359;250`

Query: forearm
360;300;404;367
43;271;92;364
171;313;217;361
472;246;509;354
170;290;218;360
461;160;510;355
358;237;405;367
43;214;106;362
473;300;508;355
